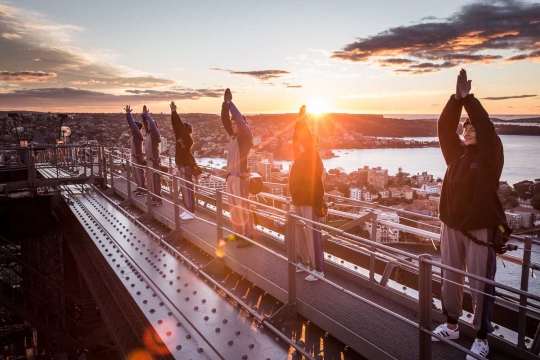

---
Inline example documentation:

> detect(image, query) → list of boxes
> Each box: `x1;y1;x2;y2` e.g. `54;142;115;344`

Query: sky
0;0;539;115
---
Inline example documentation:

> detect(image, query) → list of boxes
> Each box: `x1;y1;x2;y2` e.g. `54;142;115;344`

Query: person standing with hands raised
221;88;254;248
289;105;325;282
170;101;196;220
142;105;163;206
124;105;146;196
432;69;510;360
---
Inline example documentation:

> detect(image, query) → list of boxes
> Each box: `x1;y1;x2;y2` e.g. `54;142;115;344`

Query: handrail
29;147;540;359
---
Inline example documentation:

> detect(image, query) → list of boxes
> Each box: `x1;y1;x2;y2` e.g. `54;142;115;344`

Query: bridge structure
1;144;540;360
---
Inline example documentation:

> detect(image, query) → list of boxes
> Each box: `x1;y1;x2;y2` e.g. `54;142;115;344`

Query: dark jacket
171;111;195;167
142;113;161;161
126;113;143;155
289;120;324;207
221;102;253;173
438;94;507;231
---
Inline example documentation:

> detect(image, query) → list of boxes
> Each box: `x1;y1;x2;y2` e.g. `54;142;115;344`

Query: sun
305;97;332;115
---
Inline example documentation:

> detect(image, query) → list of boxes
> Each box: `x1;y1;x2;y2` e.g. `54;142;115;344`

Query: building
505;212;522;230
513;207;540;228
350;187;362;201
257;159;272;181
198;175;226;191
159;137;168;154
417;171;434;184
415;182;442;196
364;212;400;243
368;166;388;187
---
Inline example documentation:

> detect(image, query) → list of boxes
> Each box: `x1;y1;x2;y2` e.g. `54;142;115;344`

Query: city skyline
1;0;539;115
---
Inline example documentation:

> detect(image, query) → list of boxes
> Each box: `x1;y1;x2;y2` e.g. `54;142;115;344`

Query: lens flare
142;325;171;356
127;349;153;360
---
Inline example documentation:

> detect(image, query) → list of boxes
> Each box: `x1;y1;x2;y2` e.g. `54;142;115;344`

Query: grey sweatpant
226;176;253;238
293;205;324;272
440;223;496;336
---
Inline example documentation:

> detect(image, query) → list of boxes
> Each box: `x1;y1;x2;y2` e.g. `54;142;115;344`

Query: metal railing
54;147;540;359
0;144;105;194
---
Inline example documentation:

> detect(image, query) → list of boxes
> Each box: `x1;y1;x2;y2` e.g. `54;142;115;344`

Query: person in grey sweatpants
221;89;254;248
289;105;325;282
432;69;509;360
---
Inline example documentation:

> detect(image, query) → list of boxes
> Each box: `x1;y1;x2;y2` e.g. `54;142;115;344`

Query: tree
505;196;519;209
532;194;540;211
513;180;533;200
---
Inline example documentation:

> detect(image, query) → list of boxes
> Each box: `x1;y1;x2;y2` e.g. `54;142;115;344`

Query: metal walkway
0;148;532;359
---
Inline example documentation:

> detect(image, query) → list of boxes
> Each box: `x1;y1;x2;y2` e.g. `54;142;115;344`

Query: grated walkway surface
107;176;517;360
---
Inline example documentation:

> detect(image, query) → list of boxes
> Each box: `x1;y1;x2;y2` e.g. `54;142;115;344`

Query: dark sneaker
152;201;163;207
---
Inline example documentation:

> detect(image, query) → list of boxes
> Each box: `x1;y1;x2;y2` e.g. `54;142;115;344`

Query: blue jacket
126;113;143;155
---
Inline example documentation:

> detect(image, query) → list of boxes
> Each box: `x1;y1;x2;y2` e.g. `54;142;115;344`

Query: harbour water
197;135;540;185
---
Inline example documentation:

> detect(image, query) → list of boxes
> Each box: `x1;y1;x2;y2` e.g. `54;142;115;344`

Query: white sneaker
295;262;307;273
431;323;459;342
180;212;195;220
466;339;489;360
305;270;324;282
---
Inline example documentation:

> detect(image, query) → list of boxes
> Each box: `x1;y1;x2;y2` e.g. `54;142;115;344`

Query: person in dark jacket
124;105;146;196
221;88;254;248
141;105;163;206
170;101;195;220
432;69;508;360
289;105;325;282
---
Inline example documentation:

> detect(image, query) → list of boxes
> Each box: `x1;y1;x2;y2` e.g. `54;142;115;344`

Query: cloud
0;3;178;95
331;1;540;71
210;68;290;81
506;50;540;61
377;58;417;66
71;79;107;85
410;61;457;69
2;33;21;40
393;69;440;75
282;83;303;88
0;70;57;82
0;87;222;109
482;94;537;100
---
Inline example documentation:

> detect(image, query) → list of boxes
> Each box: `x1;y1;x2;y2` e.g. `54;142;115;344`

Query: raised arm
293;105;313;159
438;70;467;165
227;101;252;140
170;101;190;143
142;105;160;138
221;102;233;136
125;105;143;140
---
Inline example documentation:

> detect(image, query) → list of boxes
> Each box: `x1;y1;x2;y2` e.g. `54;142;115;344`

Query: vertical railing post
126;158;132;202
173;175;181;231
285;211;297;319
418;254;433;360
108;152;114;191
518;236;532;349
90;146;94;177
369;219;377;283
98;146;103;180
146;165;153;212
216;190;224;241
